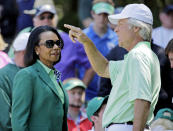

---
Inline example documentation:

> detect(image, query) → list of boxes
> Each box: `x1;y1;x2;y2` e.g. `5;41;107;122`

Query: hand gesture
64;24;92;44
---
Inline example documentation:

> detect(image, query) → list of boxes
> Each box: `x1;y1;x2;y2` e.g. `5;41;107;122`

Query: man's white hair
127;18;152;42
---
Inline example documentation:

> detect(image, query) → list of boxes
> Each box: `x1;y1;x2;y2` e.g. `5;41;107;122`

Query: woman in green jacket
12;26;68;131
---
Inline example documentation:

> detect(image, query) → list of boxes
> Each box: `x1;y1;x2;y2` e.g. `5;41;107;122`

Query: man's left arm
133;99;150;131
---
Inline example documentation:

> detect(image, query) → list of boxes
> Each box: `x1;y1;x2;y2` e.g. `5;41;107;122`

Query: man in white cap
0;32;29;131
22;4;57;31
64;3;161;131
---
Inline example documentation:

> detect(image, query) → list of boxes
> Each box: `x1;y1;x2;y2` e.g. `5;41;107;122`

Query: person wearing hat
78;0;118;101
0;34;12;69
152;4;173;48
151;108;173;130
63;78;92;131
22;4;57;31
0;32;29;131
86;96;108;131
65;3;161;131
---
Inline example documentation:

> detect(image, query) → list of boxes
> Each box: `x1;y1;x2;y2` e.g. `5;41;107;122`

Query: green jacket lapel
33;62;62;100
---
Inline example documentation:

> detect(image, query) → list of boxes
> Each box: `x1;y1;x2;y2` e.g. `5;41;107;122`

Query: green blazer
0;64;20;131
12;62;68;131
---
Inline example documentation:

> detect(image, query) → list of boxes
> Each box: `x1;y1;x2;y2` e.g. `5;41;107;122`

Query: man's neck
127;37;144;51
68;107;80;121
93;23;107;37
162;25;173;30
14;55;25;67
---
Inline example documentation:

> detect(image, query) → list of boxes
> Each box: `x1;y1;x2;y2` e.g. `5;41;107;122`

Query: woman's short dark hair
165;39;173;56
24;25;64;67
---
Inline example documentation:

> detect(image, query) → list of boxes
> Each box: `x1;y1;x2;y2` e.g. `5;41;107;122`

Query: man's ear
133;26;140;33
91;10;95;18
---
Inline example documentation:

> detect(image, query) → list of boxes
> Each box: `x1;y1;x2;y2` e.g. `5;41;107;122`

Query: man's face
168;52;173;68
33;12;54;27
160;12;173;29
97;104;106;125
67;87;85;109
92;12;109;29
92;104;106;129
114;19;136;51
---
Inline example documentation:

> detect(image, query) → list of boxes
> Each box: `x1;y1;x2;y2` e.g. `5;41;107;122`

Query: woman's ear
35;46;40;55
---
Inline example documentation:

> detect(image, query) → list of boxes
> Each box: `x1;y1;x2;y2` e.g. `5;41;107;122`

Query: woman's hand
64;24;92;44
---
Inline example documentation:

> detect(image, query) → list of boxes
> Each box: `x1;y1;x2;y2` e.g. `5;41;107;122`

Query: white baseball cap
108;4;153;25
24;4;56;16
12;33;30;51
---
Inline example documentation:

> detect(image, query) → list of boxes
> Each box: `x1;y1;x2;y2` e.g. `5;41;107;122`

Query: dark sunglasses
39;15;54;20
39;40;63;49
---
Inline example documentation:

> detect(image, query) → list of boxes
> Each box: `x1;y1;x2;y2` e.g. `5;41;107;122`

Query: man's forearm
133;99;150;131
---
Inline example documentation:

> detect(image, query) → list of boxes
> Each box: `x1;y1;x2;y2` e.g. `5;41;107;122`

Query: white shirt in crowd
152;26;173;48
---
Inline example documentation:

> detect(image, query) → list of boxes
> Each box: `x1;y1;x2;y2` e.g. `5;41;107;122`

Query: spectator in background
152;4;173;48
0;34;11;69
78;0;93;28
79;0;118;101
9;4;93;86
16;0;34;33
165;39;173;109
86;96;108;131
151;108;173;131
165;38;173;68
0;0;19;52
0;32;29;131
63;78;92;131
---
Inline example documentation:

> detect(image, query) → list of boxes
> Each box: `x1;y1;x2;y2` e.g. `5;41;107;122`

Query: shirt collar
124;41;151;59
67;108;88;122
133;41;151;49
37;60;52;74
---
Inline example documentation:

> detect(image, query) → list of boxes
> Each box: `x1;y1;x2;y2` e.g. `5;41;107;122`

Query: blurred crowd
0;0;173;131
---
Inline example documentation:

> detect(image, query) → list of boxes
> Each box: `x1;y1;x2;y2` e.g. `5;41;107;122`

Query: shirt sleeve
109;60;122;85
128;52;152;102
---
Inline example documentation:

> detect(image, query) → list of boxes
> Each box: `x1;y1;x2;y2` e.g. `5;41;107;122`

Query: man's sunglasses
39;15;54;20
39;40;63;49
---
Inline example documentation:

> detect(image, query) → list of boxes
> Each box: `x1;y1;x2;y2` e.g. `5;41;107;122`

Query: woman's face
35;31;61;68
